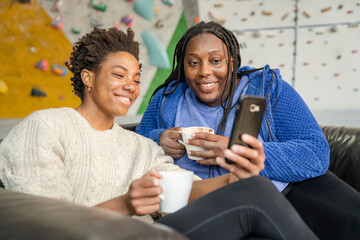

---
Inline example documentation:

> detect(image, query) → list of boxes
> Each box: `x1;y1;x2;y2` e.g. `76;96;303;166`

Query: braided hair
152;21;245;136
66;27;140;101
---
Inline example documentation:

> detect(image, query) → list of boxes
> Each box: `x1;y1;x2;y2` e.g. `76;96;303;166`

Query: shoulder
28;107;70;119
118;126;161;149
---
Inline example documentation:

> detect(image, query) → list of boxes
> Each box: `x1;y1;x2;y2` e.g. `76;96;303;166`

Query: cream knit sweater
0;108;185;221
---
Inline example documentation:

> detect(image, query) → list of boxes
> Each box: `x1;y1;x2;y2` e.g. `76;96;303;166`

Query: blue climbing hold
141;31;170;69
162;0;175;6
133;0;154;21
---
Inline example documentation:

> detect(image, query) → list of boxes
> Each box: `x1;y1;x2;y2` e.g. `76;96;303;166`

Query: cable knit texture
0;107;185;222
136;66;330;182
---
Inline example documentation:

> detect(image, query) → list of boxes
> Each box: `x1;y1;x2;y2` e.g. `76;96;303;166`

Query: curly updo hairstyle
66;27;140;101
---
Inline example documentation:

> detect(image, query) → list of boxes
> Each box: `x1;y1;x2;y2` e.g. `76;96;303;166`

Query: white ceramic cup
159;171;193;213
178;127;214;160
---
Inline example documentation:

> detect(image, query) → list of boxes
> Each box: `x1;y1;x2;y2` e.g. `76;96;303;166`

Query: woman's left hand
216;134;265;183
185;133;229;165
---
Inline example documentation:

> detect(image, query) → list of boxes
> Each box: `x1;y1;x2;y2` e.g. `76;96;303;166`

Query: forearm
189;174;230;202
94;195;131;215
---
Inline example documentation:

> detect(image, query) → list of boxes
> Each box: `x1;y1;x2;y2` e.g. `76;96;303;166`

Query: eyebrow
187;50;222;56
112;65;141;76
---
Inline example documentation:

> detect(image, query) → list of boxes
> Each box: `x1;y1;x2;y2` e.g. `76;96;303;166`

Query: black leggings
157;176;317;240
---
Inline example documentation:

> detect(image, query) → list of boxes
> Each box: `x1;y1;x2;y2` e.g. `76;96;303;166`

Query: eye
188;60;199;67
113;73;124;78
211;58;221;64
134;80;141;84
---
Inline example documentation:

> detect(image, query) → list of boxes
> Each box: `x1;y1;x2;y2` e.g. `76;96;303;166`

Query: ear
81;69;95;88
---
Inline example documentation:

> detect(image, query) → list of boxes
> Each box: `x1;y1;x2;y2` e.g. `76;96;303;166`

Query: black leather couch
0;125;360;239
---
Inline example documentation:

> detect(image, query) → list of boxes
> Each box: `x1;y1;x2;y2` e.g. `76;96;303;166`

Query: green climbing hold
90;0;107;12
71;28;81;34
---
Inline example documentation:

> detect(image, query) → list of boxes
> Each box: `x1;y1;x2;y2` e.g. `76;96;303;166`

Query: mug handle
177;139;186;146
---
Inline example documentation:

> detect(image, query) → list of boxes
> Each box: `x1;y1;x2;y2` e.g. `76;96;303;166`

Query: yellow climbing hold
0;79;9;95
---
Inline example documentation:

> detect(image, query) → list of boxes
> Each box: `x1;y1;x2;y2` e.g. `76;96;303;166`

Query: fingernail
187;151;191;156
224;149;232;157
191;133;195;138
185;140;189;144
232;145;241;151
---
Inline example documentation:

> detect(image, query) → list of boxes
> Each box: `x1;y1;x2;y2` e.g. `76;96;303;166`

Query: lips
197;81;218;92
114;93;133;105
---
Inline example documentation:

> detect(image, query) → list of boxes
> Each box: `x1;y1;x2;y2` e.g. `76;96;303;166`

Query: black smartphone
226;95;266;164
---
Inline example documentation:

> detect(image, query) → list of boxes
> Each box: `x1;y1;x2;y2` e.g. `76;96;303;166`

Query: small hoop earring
88;86;92;93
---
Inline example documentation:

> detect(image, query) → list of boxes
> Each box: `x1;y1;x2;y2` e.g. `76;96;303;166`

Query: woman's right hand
216;134;265;183
121;169;162;216
159;127;186;159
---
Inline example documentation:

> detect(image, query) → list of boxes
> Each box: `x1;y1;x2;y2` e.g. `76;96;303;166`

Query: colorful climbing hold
141;30;170;69
121;15;134;27
52;64;68;76
71;28;81;34
321;6;332;13
194;16;200;23
90;18;103;27
31;87;47;97
90;0;107;12
0;79;9;95
208;10;225;25
52;16;64;29
303;11;311;18
134;0;154;21
35;59;49;71
155;20;163;28
262;10;272;16
281;12;289;20
162;0;174;6
55;0;63;12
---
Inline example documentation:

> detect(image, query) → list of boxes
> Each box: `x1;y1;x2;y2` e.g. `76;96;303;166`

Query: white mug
159;171;193;213
178;127;214;160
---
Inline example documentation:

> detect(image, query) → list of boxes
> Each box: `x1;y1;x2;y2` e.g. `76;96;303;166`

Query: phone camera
249;104;260;112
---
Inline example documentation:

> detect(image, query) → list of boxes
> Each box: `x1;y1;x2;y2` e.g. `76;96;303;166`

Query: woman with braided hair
136;21;330;191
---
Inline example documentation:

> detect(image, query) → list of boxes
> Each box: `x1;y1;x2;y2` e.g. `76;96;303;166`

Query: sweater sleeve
260;76;330;182
136;90;166;144
0;115;74;201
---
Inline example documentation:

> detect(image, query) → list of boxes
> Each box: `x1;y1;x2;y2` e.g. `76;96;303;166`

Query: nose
199;62;212;77
123;81;137;93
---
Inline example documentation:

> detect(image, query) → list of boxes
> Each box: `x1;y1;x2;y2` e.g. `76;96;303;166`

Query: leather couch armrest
321;126;360;192
0;189;187;240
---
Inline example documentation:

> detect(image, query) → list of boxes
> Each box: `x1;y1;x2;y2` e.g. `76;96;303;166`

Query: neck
76;103;115;131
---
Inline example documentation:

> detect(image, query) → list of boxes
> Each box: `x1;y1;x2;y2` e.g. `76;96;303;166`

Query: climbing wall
0;0;184;117
0;0;78;117
196;0;360;125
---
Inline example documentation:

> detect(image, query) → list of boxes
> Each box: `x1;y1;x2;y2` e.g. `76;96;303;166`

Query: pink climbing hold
35;59;49;71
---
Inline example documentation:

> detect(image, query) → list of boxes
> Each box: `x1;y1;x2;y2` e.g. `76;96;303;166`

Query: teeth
200;83;216;88
118;96;131;102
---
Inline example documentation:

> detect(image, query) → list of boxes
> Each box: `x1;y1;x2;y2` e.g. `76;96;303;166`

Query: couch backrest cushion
322;126;360;192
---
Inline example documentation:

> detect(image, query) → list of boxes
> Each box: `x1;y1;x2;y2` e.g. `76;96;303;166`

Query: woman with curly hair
0;27;317;239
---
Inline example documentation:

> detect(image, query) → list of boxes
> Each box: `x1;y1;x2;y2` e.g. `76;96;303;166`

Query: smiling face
84;51;141;118
184;33;232;107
